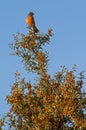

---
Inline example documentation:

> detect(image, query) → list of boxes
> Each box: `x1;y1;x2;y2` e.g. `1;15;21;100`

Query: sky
0;0;86;116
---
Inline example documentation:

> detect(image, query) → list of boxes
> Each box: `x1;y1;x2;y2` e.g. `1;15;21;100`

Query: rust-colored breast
25;15;33;26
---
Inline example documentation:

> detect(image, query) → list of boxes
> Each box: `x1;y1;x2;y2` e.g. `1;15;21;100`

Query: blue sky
0;0;86;115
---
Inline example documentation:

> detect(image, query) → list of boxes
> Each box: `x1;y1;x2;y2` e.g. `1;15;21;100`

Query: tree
1;18;86;130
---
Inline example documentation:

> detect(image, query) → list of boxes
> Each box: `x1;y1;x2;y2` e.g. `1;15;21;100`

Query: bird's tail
33;25;39;33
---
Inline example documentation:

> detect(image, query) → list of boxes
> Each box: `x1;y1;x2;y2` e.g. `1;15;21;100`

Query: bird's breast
25;16;33;26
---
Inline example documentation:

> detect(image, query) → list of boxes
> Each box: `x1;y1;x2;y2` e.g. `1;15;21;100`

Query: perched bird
25;12;39;33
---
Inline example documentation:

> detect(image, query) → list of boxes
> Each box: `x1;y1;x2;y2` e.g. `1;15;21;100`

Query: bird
25;12;39;33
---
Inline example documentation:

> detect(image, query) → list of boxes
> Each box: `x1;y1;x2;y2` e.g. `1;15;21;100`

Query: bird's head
28;12;34;16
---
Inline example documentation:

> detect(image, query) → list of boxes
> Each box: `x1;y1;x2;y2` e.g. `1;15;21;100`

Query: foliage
1;28;86;130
